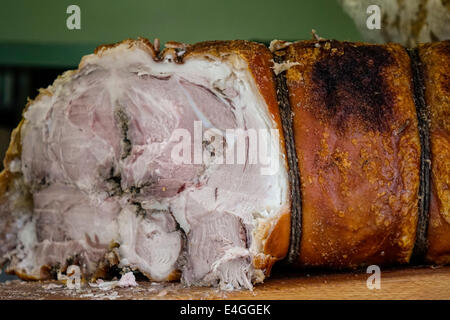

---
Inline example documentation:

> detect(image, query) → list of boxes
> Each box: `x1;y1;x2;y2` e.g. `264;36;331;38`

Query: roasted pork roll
0;39;291;289
0;38;449;289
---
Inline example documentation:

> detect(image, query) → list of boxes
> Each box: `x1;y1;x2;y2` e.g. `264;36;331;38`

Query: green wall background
0;0;362;67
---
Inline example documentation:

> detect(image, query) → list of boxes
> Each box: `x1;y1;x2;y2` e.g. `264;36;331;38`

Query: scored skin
0;38;291;280
418;40;450;265
284;40;421;268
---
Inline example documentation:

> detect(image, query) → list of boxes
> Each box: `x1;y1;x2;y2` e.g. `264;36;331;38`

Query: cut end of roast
0;39;289;289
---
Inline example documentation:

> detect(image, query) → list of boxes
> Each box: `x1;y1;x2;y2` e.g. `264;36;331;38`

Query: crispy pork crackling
0;38;449;289
0;39;290;289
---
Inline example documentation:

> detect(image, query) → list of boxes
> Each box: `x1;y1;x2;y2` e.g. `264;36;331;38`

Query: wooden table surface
0;265;449;300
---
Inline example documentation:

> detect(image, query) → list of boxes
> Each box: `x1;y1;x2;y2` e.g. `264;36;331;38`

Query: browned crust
252;210;291;277
418;40;450;265
99;39;292;275
283;40;421;268
0;39;153;195
261;210;291;276
182;40;291;272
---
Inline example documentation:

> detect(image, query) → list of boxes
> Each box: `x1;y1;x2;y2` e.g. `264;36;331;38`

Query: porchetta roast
0;37;448;290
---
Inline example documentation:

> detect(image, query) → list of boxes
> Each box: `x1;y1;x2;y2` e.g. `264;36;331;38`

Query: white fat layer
11;42;289;288
13;218;37;274
117;206;182;281
8;159;22;173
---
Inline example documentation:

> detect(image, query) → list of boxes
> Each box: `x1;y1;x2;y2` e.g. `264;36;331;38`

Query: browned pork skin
0;39;291;289
278;40;422;267
419;41;450;265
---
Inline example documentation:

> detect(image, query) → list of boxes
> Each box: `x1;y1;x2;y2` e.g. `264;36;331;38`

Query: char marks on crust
0;37;289;285
93;37;158;59
309;41;395;134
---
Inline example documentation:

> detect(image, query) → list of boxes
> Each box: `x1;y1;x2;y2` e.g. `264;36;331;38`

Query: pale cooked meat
0;39;289;289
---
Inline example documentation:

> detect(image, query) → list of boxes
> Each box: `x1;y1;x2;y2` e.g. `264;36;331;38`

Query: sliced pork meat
118;205;182;281
0;39;290;289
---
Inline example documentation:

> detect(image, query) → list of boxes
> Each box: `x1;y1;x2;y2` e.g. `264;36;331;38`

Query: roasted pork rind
279;40;421;267
419;40;450;265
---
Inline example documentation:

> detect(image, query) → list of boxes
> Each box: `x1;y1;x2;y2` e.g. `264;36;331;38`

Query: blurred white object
340;0;450;46
118;272;138;288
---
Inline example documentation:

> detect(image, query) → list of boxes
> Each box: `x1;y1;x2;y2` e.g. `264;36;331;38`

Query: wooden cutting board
0;266;449;300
